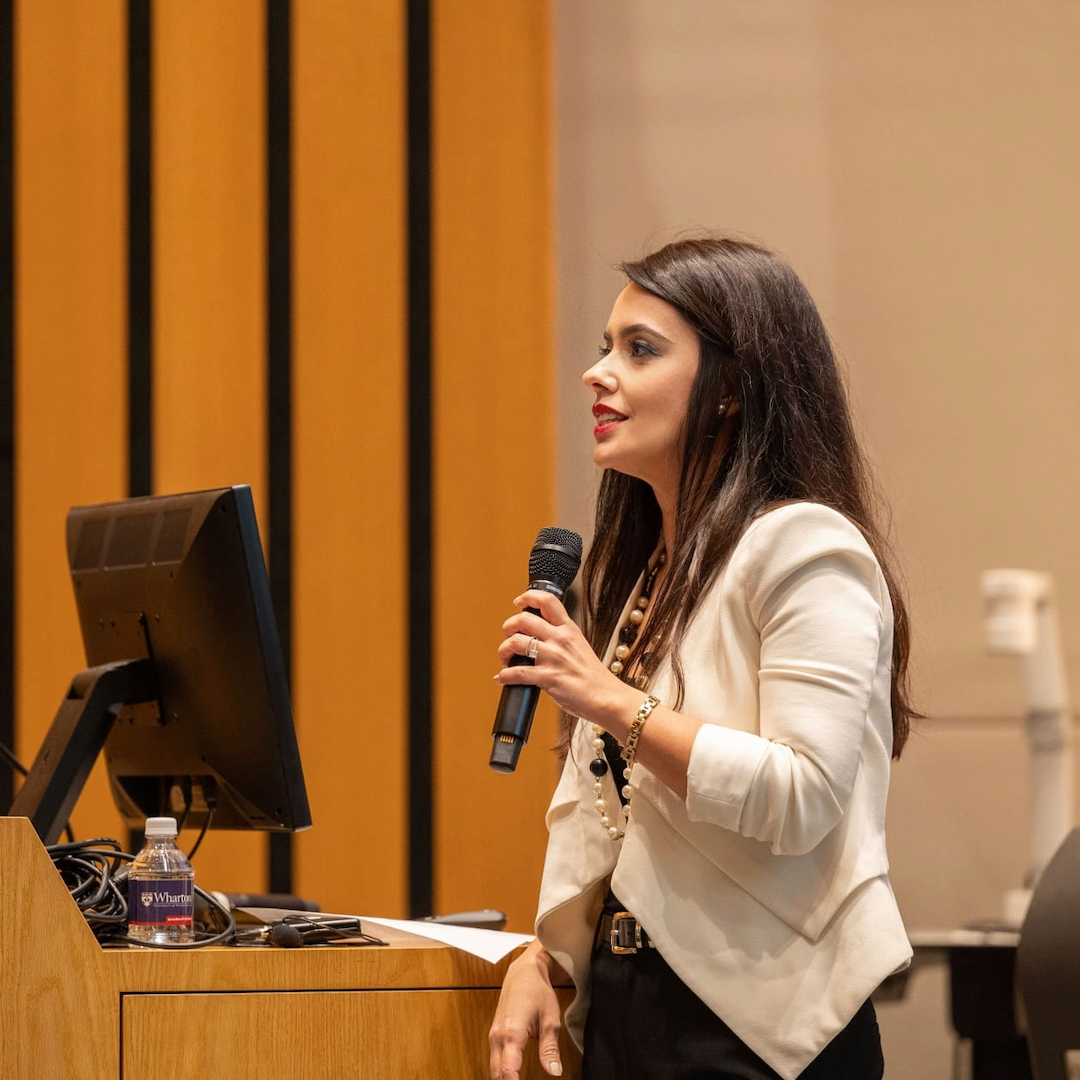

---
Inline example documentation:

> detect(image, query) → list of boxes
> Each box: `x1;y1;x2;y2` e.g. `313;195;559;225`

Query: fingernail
548;1064;562;1077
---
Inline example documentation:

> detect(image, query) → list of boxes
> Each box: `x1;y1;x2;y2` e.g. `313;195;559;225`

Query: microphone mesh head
528;527;583;593
269;922;304;948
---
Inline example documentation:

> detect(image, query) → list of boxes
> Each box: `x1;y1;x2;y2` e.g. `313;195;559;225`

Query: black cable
47;836;384;952
185;802;213;861
1;738;27;776
46;838;236;949
174;777;192;835
51;837;127;932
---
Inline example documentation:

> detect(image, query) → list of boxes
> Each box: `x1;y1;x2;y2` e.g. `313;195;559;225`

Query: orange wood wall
432;0;559;930
150;0;269;896
291;0;409;919
12;1;554;931
14;0;128;839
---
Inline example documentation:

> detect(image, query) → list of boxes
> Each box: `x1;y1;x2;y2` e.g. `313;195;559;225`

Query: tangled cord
47;837;236;949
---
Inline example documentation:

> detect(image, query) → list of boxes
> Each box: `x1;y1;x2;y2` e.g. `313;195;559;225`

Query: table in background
904;929;1029;1080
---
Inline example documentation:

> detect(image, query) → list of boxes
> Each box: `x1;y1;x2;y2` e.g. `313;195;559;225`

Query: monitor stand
10;658;155;845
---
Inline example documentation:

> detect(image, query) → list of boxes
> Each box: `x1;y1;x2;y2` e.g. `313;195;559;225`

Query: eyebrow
603;323;676;346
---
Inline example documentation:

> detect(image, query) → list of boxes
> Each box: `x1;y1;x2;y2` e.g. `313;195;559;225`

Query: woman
489;236;915;1080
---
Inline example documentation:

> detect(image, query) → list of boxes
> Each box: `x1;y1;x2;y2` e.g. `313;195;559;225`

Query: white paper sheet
360;916;534;964
234;906;534;965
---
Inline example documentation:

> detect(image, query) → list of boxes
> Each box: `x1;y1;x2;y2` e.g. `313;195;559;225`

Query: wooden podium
0;817;580;1078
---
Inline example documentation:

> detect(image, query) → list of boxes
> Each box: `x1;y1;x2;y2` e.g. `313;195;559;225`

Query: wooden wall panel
14;1;127;835
151;0;267;891
292;1;408;917
432;1;557;931
9;0;555;931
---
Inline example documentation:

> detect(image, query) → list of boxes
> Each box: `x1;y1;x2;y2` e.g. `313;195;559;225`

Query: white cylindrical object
981;569;1049;656
1022;596;1071;712
982;569;1074;903
1027;714;1074;881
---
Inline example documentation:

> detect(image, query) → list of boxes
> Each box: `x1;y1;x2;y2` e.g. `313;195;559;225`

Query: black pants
582;941;884;1080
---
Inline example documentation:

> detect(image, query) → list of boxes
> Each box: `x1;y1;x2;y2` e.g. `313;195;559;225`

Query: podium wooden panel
0;817;580;1078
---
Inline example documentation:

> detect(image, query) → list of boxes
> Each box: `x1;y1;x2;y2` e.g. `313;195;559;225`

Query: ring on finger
525;636;540;660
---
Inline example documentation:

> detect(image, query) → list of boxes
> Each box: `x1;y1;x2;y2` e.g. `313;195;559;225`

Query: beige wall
555;2;1080;1075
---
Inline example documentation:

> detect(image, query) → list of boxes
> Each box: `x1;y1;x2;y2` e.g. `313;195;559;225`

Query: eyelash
598;339;658;359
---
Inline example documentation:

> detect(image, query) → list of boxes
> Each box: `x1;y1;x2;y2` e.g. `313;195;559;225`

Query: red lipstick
592;403;626;438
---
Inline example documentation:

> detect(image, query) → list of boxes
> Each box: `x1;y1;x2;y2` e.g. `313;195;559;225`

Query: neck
654;491;676;556
661;517;675;557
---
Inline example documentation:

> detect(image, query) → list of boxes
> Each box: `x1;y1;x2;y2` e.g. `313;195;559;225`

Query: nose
582;354;616;393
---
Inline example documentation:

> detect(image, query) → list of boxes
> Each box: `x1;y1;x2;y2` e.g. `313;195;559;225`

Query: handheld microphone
490;527;583;773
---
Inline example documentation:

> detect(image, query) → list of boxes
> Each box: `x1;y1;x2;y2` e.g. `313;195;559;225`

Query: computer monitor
10;485;312;845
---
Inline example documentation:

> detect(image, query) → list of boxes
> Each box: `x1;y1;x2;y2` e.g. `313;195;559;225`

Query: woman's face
582;283;701;501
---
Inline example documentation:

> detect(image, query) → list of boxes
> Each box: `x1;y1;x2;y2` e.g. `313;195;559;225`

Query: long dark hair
580;236;916;758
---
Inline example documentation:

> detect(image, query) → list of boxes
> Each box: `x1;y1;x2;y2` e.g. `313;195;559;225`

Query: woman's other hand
489;938;565;1079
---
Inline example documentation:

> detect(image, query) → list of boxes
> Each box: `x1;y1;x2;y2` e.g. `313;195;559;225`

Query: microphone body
490;528;582;773
269;916;363;947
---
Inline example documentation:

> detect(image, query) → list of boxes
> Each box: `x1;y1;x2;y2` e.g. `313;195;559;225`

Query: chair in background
1016;826;1080;1080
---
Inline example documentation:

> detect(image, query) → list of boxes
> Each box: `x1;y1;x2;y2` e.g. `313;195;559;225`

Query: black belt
598;910;657;955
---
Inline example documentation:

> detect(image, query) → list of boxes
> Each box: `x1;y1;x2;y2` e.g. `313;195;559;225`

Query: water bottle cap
144;816;178;837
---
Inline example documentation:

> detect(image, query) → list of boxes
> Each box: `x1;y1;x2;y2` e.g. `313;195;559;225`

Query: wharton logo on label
140;891;189;906
128;878;195;927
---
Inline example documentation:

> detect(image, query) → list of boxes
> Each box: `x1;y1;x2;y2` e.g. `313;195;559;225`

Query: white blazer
535;503;912;1080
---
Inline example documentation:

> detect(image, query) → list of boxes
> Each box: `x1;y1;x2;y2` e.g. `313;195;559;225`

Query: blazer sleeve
683;504;888;856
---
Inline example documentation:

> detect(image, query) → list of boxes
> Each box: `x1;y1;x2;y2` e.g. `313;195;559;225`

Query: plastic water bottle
127;817;195;944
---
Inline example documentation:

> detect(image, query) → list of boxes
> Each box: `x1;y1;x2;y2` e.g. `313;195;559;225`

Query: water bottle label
128;878;195;927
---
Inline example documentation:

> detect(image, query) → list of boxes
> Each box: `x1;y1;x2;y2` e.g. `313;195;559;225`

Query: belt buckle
609;911;642;955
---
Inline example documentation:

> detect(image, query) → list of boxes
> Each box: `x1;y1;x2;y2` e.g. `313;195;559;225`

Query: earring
717;401;728;418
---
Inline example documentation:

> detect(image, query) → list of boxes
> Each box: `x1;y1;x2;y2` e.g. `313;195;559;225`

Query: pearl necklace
589;551;665;840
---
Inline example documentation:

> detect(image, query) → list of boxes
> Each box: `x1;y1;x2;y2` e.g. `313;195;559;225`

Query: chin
594;450;626;475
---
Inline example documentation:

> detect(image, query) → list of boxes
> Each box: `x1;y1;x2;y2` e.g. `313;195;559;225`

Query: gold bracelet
620;695;660;766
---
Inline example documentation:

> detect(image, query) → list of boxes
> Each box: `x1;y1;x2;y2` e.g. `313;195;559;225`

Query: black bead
620;625;637;644
589;757;609;777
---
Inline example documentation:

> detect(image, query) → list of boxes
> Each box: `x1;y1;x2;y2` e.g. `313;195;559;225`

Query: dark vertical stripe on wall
406;0;433;919
127;0;152;497
266;0;293;894
0;0;14;814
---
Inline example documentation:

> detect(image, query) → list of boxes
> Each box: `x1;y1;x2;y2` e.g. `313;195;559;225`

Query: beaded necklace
589;550;665;841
